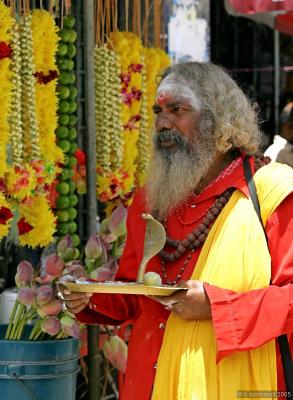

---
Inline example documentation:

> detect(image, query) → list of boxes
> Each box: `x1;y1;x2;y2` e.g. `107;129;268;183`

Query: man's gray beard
145;129;217;221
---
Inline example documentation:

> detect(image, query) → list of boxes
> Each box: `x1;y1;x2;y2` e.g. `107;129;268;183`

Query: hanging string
125;0;129;31
154;0;161;48
137;0;141;38
10;0;16;16
143;0;149;46
106;0;111;40
40;0;43;9
61;0;64;28
114;0;118;31
132;0;136;35
96;0;102;46
17;0;21;16
49;0;54;14
161;0;166;49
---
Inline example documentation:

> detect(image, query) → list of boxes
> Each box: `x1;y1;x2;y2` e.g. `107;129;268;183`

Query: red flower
129;63;143;73
34;69;58;84
18;218;33;234
0;207;13;225
119;72;131;87
74;149;86;166
0;42;12;60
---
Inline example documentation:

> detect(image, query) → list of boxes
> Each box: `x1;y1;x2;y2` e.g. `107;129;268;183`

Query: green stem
5;299;19;340
111;240;117;258
9;304;25;340
28;319;42;341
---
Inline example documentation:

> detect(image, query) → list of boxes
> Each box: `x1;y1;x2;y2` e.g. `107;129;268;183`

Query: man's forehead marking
157;74;201;109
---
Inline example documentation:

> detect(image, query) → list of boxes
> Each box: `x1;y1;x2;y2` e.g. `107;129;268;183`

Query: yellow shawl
152;162;293;400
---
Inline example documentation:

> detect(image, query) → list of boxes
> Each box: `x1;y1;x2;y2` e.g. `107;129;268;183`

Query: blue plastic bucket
0;324;80;400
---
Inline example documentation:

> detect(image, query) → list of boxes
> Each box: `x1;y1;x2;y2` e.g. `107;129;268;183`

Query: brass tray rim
62;281;187;296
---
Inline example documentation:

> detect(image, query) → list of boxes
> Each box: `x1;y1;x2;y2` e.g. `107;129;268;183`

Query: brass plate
62;281;186;296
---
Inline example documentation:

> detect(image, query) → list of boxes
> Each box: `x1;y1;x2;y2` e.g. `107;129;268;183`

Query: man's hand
59;286;93;314
151;280;211;320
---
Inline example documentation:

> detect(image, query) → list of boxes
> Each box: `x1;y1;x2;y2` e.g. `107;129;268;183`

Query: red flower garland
0;41;12;60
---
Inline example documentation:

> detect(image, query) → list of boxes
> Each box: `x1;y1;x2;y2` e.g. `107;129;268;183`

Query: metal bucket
0;324;80;400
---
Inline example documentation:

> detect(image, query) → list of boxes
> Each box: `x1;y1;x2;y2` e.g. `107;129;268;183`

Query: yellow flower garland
18;194;56;248
0;1;14;176
31;10;63;166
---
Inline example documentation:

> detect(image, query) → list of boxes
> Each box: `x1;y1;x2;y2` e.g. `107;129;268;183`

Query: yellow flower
18;195;56;248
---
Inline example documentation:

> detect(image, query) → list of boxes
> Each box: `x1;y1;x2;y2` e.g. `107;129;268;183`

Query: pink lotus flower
35;274;55;285
37;298;62;317
18;287;35;306
15;261;34;287
85;234;102;260
36;285;54;305
41;316;61;336
60;315;80;339
108;204;127;237
103;335;128;374
44;254;65;277
90;259;118;282
62;261;86;280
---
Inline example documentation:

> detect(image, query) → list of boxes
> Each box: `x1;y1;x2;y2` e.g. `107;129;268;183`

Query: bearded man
63;62;293;400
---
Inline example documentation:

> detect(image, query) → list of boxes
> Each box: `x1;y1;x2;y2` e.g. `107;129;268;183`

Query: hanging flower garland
0;1;14;177
17;194;56;248
135;54;149;186
95;44;131;203
19;14;40;161
31;9;63;169
108;32;143;199
9;22;23;166
0;193;13;239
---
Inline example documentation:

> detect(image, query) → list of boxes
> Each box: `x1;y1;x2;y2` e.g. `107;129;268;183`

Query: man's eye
153;108;161;115
172;107;183;112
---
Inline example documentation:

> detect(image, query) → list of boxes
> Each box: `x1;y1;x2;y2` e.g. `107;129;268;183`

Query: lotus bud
103;335;128;374
41;316;61;336
18;287;35;306
37;298;62;317
60;315;80;339
90;259;118;282
100;218;116;243
57;235;73;256
85;234;102;260
44;254;65;277
108;204;127;238
62;247;76;261
15;261;34;287
36;285;54;305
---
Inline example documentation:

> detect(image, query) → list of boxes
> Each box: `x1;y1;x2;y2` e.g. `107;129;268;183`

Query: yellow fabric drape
152;162;293;400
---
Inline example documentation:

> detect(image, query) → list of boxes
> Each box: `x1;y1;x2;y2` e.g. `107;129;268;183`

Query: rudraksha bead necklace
159;187;235;285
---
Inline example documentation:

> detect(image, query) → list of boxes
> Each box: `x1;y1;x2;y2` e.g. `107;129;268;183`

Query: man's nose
155;114;174;132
